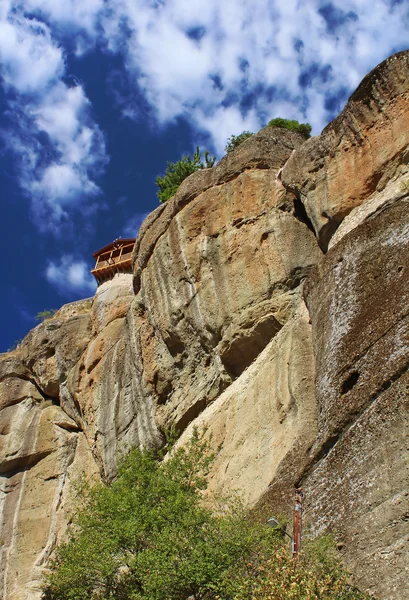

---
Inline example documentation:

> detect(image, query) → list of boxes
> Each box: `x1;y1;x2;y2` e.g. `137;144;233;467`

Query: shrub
225;131;254;153
35;309;56;322
268;117;312;138
42;431;371;600
42;431;259;600
225;535;372;600
7;339;22;352
156;146;216;203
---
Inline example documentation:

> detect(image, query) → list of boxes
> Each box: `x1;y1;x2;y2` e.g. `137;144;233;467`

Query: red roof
92;238;136;259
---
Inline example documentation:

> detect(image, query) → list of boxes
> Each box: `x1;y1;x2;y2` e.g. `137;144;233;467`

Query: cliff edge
1;50;409;599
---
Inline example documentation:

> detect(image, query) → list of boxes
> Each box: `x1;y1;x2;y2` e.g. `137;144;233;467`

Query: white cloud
23;0;104;53
2;0;409;229
0;6;107;230
34;163;98;202
0;16;63;93
198;106;260;155
33;85;85;142
46;255;97;297
95;0;409;153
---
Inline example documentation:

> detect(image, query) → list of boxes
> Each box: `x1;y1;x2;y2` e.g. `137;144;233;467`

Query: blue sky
0;0;408;352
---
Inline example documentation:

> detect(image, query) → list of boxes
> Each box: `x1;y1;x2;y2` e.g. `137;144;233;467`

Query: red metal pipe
293;488;304;561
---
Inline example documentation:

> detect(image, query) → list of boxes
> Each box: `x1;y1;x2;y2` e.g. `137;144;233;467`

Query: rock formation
1;50;409;599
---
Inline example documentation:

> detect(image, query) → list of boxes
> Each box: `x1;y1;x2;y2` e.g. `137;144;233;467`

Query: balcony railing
93;251;133;271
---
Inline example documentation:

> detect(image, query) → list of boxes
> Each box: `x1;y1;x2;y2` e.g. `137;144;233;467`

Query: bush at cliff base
42;431;371;600
220;535;371;600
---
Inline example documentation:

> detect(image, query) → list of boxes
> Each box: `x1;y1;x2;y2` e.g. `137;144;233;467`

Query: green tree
268;117;312;138
224;131;254;153
43;432;371;600
42;431;262;600
156;147;216;203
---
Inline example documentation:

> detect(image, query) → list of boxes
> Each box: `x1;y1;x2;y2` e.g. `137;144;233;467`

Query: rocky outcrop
170;51;409;599
0;279;161;599
301;196;409;599
282;50;409;250
177;292;317;506
132;127;321;432
2;50;409;599
0;301;100;600
77;274;162;479
1;128;320;599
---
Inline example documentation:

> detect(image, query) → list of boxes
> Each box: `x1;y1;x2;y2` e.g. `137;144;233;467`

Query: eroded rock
282;50;409;249
177;292;317;506
302;197;409;598
2;50;409;600
134;147;321;431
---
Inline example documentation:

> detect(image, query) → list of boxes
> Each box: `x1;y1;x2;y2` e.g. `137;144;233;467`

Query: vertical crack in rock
1;410;41;599
33;435;79;569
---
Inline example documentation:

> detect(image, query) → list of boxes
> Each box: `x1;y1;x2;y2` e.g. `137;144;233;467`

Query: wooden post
293;488;304;561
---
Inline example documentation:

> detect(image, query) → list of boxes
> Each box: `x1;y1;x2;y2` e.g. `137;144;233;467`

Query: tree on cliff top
224;131;254;153
156;146;216;203
268;117;312;138
42;431;371;600
35;309;56;322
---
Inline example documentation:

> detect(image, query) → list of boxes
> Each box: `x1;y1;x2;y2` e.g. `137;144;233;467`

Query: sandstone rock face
282;50;409;249
177;292;317;507
0;302;100;600
133;129;321;431
302;196;409;599
0;282;160;598
2;50;409;600
1;129;320;598
76;274;162;479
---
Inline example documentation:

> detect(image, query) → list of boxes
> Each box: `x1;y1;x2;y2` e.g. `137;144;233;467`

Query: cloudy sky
1;0;408;351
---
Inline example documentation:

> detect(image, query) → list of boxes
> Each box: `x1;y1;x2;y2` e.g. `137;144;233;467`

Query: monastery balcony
91;238;136;284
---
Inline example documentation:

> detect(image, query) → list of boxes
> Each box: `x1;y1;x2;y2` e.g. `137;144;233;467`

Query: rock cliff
1;50;409;599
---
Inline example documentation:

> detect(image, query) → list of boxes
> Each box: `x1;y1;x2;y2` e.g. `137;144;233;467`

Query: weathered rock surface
177;292;317;506
282;50;409;250
133;130;321;431
1;129;320;598
2;50;409;599
305;197;409;453
0;317;100;599
301;196;409;599
76;274;162;479
0;283;160;598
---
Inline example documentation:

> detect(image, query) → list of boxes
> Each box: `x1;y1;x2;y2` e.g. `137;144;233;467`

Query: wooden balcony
91;239;136;284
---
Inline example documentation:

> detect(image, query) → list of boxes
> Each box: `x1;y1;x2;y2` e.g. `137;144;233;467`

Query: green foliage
224;131;254;153
156;147;216;203
42;430;258;600
268;117;312;138
43;432;370;600
226;535;372;600
35;309;56;322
